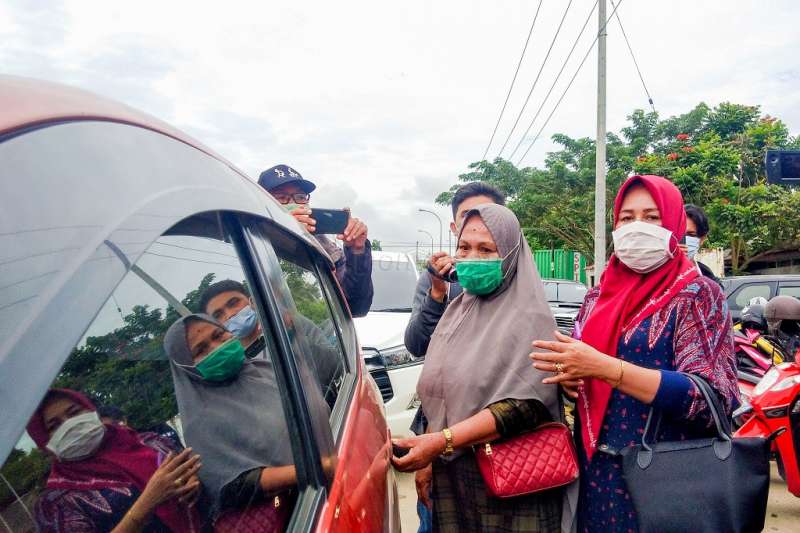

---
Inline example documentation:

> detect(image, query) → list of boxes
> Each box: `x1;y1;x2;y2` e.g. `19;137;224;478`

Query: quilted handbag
475;421;579;498
214;491;294;533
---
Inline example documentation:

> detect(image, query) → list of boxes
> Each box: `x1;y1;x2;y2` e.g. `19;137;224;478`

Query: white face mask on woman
612;220;674;273
46;411;106;461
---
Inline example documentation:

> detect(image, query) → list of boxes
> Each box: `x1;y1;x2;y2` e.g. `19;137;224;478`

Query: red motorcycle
734;303;787;405
734;362;800;497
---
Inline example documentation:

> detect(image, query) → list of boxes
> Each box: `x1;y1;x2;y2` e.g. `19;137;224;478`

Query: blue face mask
685;236;701;259
225;305;259;339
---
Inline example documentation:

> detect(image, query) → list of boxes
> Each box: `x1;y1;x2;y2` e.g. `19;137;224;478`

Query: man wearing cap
258;164;374;317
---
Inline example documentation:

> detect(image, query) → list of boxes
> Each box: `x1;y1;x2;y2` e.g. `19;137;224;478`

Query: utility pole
593;0;608;284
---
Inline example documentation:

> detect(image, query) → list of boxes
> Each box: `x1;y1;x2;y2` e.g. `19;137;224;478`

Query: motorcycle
734;362;800;497
734;303;787;406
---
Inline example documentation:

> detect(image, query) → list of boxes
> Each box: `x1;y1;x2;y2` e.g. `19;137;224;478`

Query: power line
496;0;574;158
508;0;599;161
610;0;655;113
517;0;626;166
481;0;543;161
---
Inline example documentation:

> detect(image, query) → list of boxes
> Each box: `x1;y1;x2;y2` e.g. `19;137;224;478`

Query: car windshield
544;281;587;305
370;258;417;312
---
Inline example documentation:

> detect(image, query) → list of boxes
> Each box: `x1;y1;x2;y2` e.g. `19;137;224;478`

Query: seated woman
26;388;201;533
392;204;566;532
163;314;298;530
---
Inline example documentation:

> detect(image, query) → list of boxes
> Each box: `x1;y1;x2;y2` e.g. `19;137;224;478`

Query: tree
438;102;799;273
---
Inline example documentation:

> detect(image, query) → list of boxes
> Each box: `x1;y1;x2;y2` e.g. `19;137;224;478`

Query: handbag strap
641;373;730;452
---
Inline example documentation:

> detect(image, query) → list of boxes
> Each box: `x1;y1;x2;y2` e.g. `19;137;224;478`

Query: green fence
533;249;587;284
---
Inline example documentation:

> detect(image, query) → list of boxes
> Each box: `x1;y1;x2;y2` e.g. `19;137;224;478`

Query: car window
556;283;588;304
244;221;349;428
733;283;773;309
778;285;800;299
370;257;417;311
543;282;557;302
0;213;300;533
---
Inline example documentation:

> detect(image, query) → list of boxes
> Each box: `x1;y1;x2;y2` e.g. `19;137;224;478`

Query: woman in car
530;175;738;531
163;314;298;529
392;204;564;531
26;388;201;532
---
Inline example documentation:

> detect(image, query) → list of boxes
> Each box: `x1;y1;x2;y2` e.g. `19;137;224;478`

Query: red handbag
214;492;294;533
475;422;579;498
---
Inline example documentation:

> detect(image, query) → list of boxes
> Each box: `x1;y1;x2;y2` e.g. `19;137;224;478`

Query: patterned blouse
574;277;738;533
34;433;194;533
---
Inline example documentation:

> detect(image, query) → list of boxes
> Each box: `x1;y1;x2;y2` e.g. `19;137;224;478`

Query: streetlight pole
418;229;434;258
419;208;443;253
594;0;608;285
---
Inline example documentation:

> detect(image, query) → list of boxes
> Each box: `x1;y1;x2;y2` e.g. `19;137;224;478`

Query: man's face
685;217;707;246
450;195;497;235
270;183;310;206
206;290;250;324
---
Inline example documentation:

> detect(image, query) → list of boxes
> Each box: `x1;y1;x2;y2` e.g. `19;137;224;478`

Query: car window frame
309;253;359;441
729;282;776;310
778;283;800;299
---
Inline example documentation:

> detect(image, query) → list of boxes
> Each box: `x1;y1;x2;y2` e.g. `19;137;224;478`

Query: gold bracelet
126;509;145;528
611;359;625;388
442;428;454;456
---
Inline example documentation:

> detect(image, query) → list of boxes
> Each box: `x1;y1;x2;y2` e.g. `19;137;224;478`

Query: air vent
363;348;394;402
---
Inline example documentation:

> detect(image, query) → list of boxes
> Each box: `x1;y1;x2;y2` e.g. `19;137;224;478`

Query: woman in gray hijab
163;314;296;524
392;204;569;532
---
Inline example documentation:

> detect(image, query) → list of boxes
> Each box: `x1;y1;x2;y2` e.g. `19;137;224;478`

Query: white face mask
612;221;674;274
685;235;701;259
46;411;106;461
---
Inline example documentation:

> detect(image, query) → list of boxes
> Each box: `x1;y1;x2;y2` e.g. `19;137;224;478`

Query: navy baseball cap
258;164;316;193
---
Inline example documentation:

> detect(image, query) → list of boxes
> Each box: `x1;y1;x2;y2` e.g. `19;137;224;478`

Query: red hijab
578;175;698;460
27;389;197;532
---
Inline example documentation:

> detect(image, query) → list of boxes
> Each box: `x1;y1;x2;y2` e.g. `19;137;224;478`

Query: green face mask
195;338;246;382
455;258;505;296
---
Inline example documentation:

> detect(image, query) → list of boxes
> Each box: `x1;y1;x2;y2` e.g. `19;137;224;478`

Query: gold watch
442;428;454;456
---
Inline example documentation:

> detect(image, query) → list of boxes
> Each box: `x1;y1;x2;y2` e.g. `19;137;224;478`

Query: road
397;462;799;532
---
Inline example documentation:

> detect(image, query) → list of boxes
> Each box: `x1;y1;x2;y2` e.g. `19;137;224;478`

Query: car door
242;218;395;532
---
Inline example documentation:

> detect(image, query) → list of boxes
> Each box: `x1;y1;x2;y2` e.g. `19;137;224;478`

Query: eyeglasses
273;192;310;205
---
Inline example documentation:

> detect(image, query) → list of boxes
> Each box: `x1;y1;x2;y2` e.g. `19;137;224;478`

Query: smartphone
392;443;410;458
311;208;350;235
426;262;458;283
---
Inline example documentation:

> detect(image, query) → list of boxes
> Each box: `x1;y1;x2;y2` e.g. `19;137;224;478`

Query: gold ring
555;363;564;374
175;478;183;487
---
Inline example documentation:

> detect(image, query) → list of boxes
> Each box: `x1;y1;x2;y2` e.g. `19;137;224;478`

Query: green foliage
371;239;383;251
439;102;799;273
0;448;50;507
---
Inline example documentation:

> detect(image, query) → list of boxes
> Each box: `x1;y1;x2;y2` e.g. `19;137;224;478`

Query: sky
2;0;800;257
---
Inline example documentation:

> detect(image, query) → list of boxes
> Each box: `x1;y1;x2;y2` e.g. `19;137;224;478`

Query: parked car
354;251;422;438
0;77;399;532
543;279;589;334
721;275;800;322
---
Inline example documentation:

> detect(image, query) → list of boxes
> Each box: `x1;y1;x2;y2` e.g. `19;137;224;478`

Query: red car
0;76;399;532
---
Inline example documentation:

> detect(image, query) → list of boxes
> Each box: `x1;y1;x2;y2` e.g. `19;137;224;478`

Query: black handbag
618;373;772;533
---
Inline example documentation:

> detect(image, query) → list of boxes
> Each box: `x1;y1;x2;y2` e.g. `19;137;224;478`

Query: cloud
2;0;799;249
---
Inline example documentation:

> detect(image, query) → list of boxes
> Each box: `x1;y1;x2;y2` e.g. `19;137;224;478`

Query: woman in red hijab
531;175;737;532
26;388;203;532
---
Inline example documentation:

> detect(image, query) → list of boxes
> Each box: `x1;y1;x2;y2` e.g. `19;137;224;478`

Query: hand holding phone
311;208;350;235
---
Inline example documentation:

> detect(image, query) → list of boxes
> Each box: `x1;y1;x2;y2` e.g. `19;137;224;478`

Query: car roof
0;77;332;458
371;250;415;263
721;275;800;283
0;75;218;158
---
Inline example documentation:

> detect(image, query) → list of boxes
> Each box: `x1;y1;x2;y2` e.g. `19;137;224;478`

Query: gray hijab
416;204;560;453
163;314;293;511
